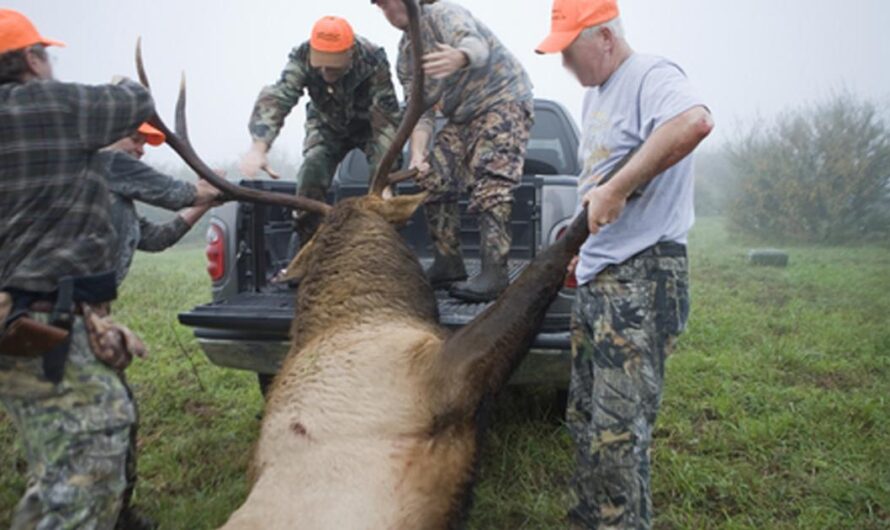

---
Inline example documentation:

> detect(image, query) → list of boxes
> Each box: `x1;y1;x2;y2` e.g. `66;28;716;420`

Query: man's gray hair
582;17;626;41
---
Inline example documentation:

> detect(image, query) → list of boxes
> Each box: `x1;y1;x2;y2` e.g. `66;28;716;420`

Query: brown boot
450;203;512;302
424;201;467;289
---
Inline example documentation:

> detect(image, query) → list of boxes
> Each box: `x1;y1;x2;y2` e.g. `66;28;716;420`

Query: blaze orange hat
137;123;166;147
536;0;619;54
0;9;65;55
309;16;355;69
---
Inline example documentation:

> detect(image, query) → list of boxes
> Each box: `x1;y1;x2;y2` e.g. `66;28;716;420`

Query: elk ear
281;236;317;282
366;192;429;226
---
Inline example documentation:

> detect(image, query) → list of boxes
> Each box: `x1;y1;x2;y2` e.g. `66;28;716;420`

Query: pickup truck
177;98;582;395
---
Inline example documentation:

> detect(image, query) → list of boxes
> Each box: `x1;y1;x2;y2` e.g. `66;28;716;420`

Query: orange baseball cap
0;9;65;55
536;0;619;54
137;123;166;146
309;16;355;69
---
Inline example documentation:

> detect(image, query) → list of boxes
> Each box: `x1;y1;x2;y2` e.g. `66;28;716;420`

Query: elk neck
289;202;439;347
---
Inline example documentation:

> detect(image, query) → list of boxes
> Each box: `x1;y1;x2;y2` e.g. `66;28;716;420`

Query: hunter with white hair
537;0;714;528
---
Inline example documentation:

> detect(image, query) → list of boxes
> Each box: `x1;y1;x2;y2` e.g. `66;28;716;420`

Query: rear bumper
189;328;571;387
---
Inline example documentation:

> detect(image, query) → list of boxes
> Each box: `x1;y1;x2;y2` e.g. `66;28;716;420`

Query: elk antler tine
175;71;189;144
135;37;151;89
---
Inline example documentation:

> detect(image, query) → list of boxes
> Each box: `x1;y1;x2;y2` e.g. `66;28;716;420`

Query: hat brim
310;48;352;69
535;29;583;55
137;124;166;146
39;38;66;48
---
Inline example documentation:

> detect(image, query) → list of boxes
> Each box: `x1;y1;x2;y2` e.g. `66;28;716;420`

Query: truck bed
179;257;572;334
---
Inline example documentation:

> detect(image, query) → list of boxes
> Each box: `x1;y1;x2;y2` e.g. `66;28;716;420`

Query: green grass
2;219;889;529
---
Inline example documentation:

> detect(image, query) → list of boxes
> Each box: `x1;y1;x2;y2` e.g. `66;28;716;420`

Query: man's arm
247;48;308;149
136;205;209;252
71;80;155;151
368;52;403;170
397;39;436;172
106;153;197;210
584;106;714;234
421;3;490;79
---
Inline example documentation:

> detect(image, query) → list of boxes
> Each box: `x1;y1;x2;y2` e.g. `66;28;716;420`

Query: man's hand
239;141;269;178
409;153;431;176
193;174;224;206
0;291;11;332
567;256;579;276
422;44;468;79
179;204;213;227
583;184;627;235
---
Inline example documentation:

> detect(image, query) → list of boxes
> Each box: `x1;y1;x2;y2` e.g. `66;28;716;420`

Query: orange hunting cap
0;9;65;55
309;16;355;69
536;0;619;54
137;123;166;147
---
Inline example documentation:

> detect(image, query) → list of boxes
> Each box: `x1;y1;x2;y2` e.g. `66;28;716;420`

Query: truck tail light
205;223;225;282
556;226;578;289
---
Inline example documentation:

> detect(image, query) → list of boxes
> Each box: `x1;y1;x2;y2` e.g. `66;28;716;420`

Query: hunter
537;0;714;528
96;122;221;529
0;9;155;529
373;0;535;302
102;122;221;285
239;15;402;245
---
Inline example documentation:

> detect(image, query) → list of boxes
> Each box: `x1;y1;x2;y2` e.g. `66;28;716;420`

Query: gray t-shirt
575;53;706;285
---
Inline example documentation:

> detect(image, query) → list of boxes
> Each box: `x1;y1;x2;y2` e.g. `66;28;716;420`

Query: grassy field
1;217;888;529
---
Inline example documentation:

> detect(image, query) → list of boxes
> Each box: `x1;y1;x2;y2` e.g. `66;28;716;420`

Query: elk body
219;192;589;530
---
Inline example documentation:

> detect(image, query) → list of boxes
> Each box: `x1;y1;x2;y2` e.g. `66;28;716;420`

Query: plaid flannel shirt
0;79;154;294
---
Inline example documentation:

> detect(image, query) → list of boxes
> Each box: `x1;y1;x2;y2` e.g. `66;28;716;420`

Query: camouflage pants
0;314;135;530
294;121;394;240
567;244;690;530
422;100;533;213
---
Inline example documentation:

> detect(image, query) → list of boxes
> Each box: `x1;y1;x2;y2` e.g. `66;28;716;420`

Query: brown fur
220;191;590;529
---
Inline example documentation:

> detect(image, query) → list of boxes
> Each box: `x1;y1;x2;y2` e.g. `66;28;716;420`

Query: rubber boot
424;201;467;289
450;203;512;302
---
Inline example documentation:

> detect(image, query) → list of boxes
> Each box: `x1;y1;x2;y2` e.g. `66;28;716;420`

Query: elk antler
135;39;332;216
368;0;434;197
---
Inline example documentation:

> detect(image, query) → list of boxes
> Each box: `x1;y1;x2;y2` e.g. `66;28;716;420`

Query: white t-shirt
575;53;707;286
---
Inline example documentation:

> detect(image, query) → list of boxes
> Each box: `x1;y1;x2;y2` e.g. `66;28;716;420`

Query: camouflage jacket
99;151;196;285
249;36;401;148
397;1;534;132
0;79;153;294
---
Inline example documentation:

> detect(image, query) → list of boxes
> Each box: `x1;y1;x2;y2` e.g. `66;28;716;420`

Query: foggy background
9;0;890;174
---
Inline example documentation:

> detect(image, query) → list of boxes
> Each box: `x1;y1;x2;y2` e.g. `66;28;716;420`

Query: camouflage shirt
397;1;534;132
0;79;153;294
248;35;401;148
99;151;197;285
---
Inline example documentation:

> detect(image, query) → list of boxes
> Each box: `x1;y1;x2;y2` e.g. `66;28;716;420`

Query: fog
10;0;890;174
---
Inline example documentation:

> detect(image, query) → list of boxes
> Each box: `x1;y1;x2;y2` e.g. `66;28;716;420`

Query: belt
29;301;85;315
630;241;687;260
